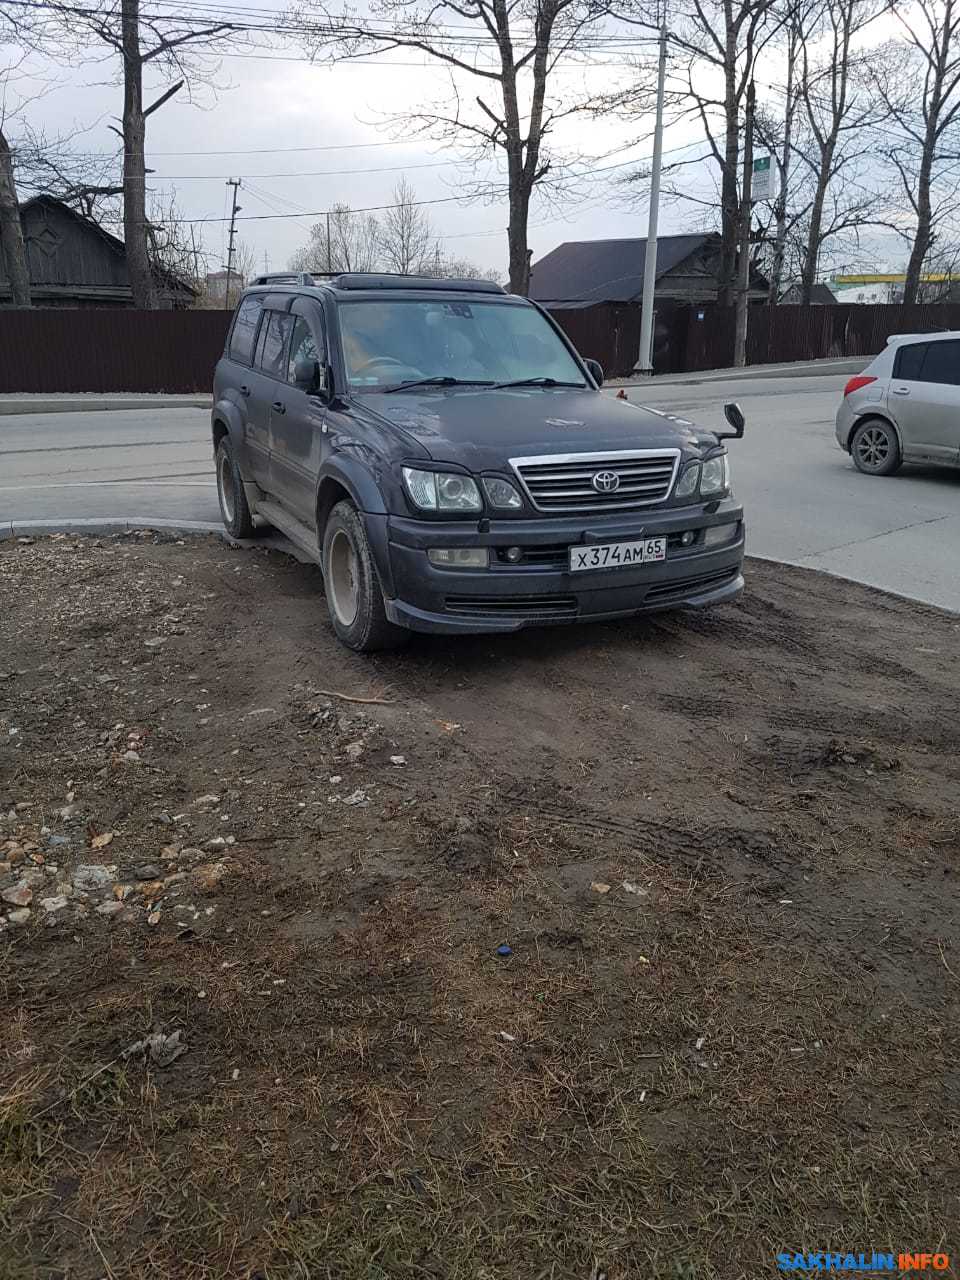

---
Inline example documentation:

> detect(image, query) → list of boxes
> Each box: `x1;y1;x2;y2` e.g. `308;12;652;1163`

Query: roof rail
248;271;317;286
330;272;505;294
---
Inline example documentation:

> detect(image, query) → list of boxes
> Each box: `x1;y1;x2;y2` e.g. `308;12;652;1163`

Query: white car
835;330;960;475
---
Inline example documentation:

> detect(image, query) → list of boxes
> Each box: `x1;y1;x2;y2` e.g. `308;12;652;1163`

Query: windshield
337;298;587;391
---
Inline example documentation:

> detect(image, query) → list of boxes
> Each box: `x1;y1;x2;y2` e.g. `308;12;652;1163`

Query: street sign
752;155;773;202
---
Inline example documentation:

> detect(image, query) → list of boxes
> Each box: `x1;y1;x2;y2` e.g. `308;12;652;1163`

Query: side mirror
294;357;320;388
584;357;604;387
719;401;746;439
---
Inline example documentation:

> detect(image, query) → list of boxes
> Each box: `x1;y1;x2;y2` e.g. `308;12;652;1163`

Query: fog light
427;547;489;568
703;522;739;547
504;546;523;563
680;530;696;547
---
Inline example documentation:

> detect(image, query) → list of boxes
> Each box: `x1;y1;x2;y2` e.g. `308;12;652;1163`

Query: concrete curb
0;396;211;416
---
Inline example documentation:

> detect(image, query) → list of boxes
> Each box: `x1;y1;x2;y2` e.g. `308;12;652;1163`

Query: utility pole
733;81;756;368
326;210;332;273
223;178;241;310
635;21;669;375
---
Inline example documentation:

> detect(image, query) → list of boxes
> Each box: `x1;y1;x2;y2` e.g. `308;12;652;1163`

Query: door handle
272;401;286;414
893;386;910;396
239;385;250;397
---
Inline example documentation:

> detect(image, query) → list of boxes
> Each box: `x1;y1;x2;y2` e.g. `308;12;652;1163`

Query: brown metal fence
550;301;960;377
0;308;232;393
2;301;959;393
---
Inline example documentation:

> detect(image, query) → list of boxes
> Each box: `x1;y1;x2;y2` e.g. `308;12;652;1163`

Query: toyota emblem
592;470;620;493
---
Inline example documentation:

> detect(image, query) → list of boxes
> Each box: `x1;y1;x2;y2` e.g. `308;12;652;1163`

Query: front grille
511;450;680;513
644;569;739;605
445;594;578;620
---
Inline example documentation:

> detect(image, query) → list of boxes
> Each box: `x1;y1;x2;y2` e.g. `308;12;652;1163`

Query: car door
223;294;270;486
889;339;960;464
268;297;329;530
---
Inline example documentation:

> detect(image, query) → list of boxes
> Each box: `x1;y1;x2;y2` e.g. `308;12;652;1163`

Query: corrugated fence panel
0;309;232;393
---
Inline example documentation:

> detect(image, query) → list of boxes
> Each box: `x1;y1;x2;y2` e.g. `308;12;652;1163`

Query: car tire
850;418;902;477
321;500;408;652
215;435;256;537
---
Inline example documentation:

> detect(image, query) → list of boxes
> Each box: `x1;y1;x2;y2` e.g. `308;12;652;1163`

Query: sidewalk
608;355;868;389
0;393;211;416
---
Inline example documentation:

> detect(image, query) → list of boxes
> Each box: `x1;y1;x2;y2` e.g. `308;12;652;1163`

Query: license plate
569;537;666;572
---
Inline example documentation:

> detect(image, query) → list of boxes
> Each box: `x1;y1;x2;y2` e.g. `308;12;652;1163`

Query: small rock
7;908;31;926
136;880;165;899
147;911;161;926
46;834;71;848
343;789;367;807
389;755;406;766
40;895;69;913
2;883;33;908
179;846;204;860
121;750;141;764
160;844;180;859
621;882;648;896
192;794;221;807
57;804;78;819
192;862;227;891
329;775;342;784
163;872;187;886
590;881;612;895
114;884;134;901
204;836;228;851
73;864;116;894
156;811;173;826
134;864;161;881
96;901;125;917
344;742;364;761
143;636;167;648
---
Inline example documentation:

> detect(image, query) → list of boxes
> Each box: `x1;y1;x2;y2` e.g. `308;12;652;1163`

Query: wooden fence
0;308;231;393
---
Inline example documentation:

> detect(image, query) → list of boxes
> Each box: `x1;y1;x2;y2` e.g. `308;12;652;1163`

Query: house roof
529;234;715;304
18;195;197;295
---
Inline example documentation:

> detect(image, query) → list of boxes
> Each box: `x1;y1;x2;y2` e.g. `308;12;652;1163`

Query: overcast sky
4;0;907;280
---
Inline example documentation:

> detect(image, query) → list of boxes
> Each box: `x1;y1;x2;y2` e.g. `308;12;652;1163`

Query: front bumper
371;501;745;635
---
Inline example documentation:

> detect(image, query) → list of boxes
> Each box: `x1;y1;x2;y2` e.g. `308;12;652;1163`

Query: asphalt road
3;375;959;611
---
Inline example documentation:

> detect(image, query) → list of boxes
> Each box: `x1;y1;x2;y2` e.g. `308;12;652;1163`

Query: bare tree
289;203;382;273
295;0;609;294
0;20;32;305
874;0;960;303
794;0;886;302
16;0;240;307
609;0;783;304
378;177;435;274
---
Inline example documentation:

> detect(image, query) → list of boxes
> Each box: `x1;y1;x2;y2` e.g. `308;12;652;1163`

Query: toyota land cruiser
212;272;746;651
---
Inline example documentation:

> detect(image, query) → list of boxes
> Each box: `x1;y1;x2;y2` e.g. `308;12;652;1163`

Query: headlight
402;467;482;512
700;454;729;496
483;477;523;509
674;463;700;499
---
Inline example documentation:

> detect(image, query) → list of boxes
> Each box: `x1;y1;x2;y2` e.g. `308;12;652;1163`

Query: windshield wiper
385;376;495;393
491;377;586;390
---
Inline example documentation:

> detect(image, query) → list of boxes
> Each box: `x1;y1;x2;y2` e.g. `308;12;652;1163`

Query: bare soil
1;532;958;1280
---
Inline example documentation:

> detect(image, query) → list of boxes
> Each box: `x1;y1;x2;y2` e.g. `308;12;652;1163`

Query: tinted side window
256;311;294;378
894;342;927;380
917;339;960;387
228;296;264;364
287;317;321;383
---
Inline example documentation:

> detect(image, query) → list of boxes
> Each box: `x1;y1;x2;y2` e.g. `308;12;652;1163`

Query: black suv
212;272;746;651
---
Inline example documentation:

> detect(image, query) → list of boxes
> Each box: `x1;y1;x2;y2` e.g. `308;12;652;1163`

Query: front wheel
850;418;902;477
321;501;408;652
215;436;256;537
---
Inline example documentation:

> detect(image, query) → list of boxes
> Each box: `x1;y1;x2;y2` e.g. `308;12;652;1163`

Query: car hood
358;386;714;471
